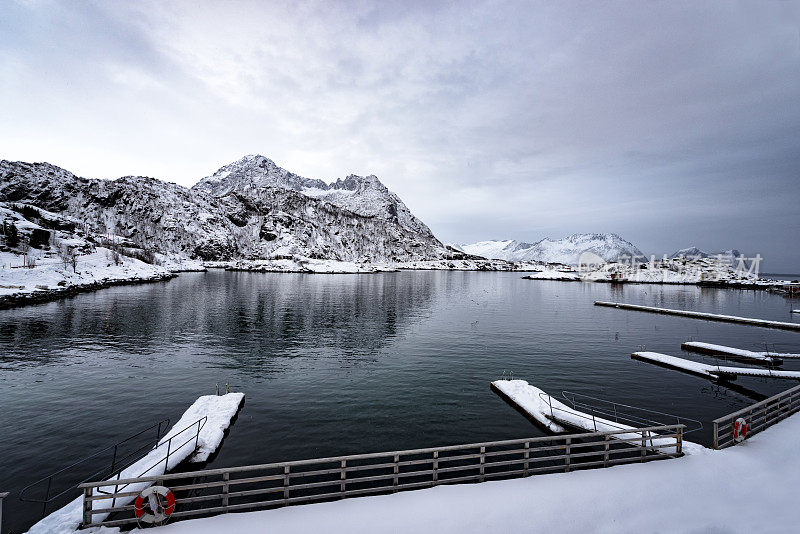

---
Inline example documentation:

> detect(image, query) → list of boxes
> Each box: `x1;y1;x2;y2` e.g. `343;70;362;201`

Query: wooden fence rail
713;384;800;449
78;425;684;529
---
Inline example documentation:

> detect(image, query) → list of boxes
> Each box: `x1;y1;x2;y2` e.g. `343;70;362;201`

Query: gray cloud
1;0;799;270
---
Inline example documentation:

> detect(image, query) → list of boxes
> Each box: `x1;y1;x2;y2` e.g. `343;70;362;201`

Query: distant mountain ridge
0;156;447;262
458;233;646;264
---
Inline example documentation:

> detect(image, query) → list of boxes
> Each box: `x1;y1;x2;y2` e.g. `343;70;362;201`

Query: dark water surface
1;270;799;532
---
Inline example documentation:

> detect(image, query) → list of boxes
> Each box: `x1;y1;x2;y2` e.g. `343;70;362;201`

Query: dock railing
713;384;800;449
78;425;685;529
18;418;171;517
1;491;8;534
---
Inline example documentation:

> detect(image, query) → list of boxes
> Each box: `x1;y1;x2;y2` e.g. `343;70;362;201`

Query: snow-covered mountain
0;156;448;263
459;233;646;264
669;247;742;259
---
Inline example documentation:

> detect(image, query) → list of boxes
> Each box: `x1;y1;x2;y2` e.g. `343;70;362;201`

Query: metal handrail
18;418;170;513
100;416;208;497
560;391;703;434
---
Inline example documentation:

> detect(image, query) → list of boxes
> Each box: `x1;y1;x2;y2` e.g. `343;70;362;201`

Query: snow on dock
632;352;800;381
25;392;245;534
491;380;704;454
681;341;786;365
595;301;800;331
491;380;567;433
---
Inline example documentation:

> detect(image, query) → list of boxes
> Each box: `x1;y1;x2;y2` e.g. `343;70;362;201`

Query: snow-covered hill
459;234;646;265
0;156;449;264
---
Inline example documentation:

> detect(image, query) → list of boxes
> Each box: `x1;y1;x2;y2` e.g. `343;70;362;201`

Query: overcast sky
1;1;799;270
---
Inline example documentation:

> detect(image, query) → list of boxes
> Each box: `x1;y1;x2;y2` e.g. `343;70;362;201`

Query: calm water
2;270;799;532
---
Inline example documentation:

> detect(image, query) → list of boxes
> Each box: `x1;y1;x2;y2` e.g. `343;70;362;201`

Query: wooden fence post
82;487;93;526
393;455;399;492
283;466;290;504
340;460;346;496
523;442;530;476
222;472;229;511
479;447;486;482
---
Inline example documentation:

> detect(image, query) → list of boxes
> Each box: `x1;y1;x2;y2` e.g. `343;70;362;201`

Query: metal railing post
677;426;683;455
164;438;172;471
0;492;8;533
42;476;52;517
604;434;610;466
565;438;571;472
432;452;439;484
713;422;719;450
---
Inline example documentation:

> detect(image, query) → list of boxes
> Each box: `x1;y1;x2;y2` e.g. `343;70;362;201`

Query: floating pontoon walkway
491;379;705;454
595;301;800;331
681;342;792;366
632;352;800;381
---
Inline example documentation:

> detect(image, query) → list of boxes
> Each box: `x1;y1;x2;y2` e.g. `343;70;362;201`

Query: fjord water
1;270;799;532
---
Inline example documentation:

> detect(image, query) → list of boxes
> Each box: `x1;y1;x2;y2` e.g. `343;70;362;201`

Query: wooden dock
681;341;783;366
595;301;800;331
632;351;800;381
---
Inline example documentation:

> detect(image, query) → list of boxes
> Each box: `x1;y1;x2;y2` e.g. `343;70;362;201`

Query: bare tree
58;243;78;273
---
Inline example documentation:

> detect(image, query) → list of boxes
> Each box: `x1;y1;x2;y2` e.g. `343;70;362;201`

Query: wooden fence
713;384;800;449
78;425;684;529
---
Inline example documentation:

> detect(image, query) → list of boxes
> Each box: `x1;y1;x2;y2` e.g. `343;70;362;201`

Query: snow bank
153;409;800;533
25;393;244;534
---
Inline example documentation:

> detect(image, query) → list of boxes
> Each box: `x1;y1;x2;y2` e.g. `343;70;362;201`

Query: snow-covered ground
152;407;800;533
0;248;172;298
25;393;245;534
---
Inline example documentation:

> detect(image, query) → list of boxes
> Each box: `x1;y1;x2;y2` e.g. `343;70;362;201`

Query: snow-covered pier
681;341;792;365
25;392;245;534
595;301;800;331
491;380;703;454
632;351;800;381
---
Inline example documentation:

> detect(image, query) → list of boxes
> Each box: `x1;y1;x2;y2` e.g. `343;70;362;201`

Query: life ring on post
134;485;176;524
732;417;748;443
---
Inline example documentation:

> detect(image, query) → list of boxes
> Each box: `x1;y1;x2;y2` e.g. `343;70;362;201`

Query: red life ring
134;485;175;523
732;417;748;443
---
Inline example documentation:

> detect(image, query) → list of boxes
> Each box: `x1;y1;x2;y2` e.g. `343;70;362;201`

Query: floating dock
26;392;245;534
632;352;800;381
491;379;704;454
681;341;784;366
595;301;800;331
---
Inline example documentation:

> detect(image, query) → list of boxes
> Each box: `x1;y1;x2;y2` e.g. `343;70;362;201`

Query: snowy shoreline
0;272;176;309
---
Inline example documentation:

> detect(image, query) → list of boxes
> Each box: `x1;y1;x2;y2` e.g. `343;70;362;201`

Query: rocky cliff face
0;156;447;262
